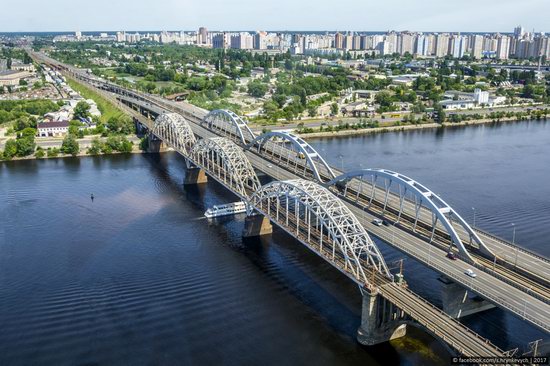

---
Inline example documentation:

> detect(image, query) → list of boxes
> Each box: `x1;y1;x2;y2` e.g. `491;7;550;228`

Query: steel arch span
245;131;337;183
248;179;391;287
326;169;494;261
191;137;260;198
203;109;256;144
153;113;196;155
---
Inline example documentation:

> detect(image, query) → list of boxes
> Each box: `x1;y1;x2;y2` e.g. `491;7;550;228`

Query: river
1;120;548;365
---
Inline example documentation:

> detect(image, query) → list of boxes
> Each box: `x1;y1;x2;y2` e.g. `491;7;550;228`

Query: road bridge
32;51;549;356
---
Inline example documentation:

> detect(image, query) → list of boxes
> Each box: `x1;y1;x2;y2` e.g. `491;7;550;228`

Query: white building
474;88;489;105
37;121;70;137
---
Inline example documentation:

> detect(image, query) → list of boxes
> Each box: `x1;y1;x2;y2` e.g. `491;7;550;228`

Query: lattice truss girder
153;113;196;154
204;109;256;144
246;131;336;183
191;137;260;198
249;179;391;285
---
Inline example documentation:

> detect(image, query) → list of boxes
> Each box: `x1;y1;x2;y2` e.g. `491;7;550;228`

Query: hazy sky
3;0;549;33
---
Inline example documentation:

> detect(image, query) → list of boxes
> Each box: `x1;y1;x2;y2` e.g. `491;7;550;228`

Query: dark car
446;252;457;260
382;220;390;227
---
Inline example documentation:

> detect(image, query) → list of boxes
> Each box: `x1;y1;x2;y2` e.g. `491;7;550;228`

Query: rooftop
38;121;70;128
0;70;27;76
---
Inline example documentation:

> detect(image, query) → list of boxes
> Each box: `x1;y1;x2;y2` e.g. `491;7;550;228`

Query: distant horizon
1;28;547;35
2;0;549;33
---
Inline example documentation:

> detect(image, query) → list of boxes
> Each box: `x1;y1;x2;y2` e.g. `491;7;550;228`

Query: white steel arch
246;131;337;183
327;169;495;261
191;137;260;198
203;109;256;144
153;113;196;155
248;179;391;287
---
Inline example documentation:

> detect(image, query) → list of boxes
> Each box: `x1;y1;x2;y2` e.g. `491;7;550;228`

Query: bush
35;149;45;159
61;135;80;156
47;148;60;157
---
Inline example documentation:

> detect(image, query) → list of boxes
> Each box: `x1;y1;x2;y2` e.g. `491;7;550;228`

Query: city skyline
2;0;550;33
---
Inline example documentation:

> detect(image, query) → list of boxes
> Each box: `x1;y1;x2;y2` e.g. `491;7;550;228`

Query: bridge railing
467;222;550;265
384;232;550;332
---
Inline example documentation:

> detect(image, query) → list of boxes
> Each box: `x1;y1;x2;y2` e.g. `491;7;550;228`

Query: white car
464;269;477;278
372;219;383;226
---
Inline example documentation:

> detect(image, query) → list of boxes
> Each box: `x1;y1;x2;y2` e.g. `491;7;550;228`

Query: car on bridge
464;269;477;278
372;219;383;226
446;251;457;260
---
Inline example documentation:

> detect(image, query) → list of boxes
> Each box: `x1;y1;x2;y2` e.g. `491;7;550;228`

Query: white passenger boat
204;201;247;218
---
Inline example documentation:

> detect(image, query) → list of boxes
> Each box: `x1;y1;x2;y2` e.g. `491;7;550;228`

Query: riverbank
297;115;546;139
0;146;148;162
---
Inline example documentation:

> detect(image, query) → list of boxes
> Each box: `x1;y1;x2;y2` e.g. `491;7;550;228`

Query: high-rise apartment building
471;34;484;59
334;32;344;49
496;35;511;59
198;27;208;45
435;34;450;57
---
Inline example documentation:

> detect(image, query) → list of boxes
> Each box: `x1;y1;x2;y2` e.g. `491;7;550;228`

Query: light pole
392;222;397;245
511;223;518;267
472;207;476;228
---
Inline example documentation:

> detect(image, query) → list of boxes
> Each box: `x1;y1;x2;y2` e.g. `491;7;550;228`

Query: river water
1;120;548;365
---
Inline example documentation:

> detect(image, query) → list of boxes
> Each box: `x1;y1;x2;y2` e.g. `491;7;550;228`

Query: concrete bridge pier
242;214;273;238
184;167;208;185
440;277;495;318
357;289;407;346
147;133;165;153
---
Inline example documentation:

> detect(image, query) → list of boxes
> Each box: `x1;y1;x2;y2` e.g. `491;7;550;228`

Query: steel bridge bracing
248;179;392;287
191;137;261;198
246;131;337;183
153;113;196;155
203;109;256;144
326;169;495;262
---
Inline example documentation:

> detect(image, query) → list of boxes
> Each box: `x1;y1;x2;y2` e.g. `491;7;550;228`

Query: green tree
47;148;60;157
3;139;18;159
331;103;338;115
434;105;446;123
35;148;45;159
106;115;134;135
61;134;80;156
247;80;268;98
87;137;103;155
73;101;91;120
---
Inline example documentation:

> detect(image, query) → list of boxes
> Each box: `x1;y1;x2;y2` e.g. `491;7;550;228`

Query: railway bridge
32;51;550;357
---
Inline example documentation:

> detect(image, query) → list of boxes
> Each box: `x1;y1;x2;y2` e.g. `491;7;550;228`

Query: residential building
37;121;70;137
471;35;484;59
0;70;30;86
198;27;208;45
435;34;450;57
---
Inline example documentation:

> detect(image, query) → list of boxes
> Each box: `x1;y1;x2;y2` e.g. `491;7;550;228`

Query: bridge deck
34;53;548;354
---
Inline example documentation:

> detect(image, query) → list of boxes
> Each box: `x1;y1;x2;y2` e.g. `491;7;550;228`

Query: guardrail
383;232;550;332
471;224;550;265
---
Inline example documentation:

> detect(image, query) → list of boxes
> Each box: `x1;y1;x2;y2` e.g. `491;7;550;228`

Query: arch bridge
151;113;260;200
31;59;524;354
204;109;256;144
248;179;391;289
246;131;336;183
326;169;494;261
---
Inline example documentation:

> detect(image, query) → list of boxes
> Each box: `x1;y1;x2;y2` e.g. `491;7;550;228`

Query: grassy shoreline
66;78;125;123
